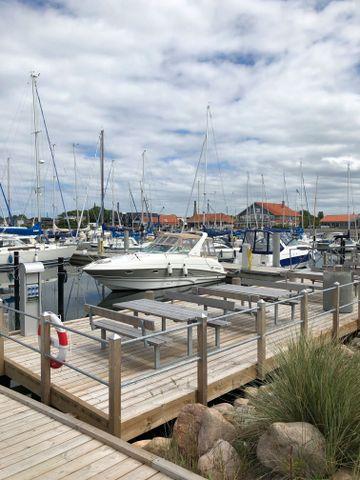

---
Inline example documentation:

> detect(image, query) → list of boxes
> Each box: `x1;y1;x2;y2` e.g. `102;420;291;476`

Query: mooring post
300;289;309;336
0;299;5;376
40;313;51;405
108;333;121;437
197;313;208;405
14;251;20;329
57;257;66;321
332;282;340;341
256;299;267;380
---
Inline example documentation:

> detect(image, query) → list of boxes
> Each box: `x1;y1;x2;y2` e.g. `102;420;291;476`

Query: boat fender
7;254;13;264
220;249;223;258
167;263;173;276
38;311;69;369
183;264;188;276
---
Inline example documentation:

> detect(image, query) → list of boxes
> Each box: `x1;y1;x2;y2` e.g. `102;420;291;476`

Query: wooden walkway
2;292;359;440
0;386;202;480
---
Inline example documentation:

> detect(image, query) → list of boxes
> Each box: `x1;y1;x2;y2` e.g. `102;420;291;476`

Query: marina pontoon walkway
2;287;359;440
0;386;202;479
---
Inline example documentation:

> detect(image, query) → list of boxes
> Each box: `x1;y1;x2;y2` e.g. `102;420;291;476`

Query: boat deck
3;291;359;440
0;386;201;479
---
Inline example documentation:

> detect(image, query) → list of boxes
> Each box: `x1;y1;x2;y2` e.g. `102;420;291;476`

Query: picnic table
195;284;298;324
113;298;230;354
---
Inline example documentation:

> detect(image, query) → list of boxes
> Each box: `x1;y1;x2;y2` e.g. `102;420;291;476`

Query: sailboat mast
347;162;350;234
52;170;56;230
261;173;264;229
246;172;249;228
300;161;304;229
111;160;115;227
203;106;210;227
31;72;41;224
6;157;10;221
141;150;145;225
100;130;105;231
73;143;79;225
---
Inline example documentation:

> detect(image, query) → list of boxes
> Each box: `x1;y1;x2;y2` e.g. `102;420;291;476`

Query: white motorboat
84;231;226;290
234;229;311;268
0;235;77;271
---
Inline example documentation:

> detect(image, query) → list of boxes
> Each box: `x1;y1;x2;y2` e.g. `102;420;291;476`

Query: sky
0;0;360;219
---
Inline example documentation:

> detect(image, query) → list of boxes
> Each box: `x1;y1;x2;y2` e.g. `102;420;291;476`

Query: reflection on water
1;264;223;321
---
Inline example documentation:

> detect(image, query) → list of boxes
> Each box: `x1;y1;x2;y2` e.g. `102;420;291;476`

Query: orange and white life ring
38;311;69;369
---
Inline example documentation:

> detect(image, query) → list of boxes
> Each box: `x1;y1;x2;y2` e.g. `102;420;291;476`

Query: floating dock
1;277;359;441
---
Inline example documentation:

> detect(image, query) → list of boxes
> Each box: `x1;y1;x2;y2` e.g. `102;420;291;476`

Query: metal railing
0;276;359;439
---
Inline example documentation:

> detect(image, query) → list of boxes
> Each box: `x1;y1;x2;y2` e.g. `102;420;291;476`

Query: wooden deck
2;291;359;440
0;386;202;479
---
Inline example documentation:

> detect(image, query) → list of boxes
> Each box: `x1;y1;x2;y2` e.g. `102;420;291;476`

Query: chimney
281;200;285;207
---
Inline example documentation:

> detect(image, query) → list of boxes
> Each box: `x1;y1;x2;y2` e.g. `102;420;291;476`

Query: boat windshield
143;235;199;253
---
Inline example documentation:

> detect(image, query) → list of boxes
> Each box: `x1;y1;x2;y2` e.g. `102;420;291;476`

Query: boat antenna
33;74;71;230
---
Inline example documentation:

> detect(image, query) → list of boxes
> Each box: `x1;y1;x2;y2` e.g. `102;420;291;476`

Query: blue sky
0;0;359;217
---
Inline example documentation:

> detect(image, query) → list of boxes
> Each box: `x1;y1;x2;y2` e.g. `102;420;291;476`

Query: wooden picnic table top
113;298;205;322
198;284;295;301
284;270;324;281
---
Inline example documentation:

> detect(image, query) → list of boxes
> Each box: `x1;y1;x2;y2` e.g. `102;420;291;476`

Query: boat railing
0;278;359;439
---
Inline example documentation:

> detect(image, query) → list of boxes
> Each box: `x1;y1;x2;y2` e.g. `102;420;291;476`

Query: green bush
238;337;360;475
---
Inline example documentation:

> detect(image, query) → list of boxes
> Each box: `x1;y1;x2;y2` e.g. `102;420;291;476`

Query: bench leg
161;317;166;331
101;329;106;350
215;327;220;349
291;304;295;322
187;322;193;356
274;304;278;325
154;346;160;369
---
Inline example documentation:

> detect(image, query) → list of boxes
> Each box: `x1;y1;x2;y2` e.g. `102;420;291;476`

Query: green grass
235;336;360;476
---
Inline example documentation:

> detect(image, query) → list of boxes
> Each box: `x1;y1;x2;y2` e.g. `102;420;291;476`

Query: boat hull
86;267;226;291
0;244;77;271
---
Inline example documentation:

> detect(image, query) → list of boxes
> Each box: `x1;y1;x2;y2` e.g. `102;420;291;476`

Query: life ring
38;311;69;369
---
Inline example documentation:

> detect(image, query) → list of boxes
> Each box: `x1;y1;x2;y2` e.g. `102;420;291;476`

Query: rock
259;384;272;393
143;437;171;457
244;386;259;400
172;403;207;458
340;344;355;357
331;469;353;480
198;439;242;480
256;422;326;477
198;408;236;456
211;403;235;422
233;397;249;407
132;439;151;449
350;337;360;348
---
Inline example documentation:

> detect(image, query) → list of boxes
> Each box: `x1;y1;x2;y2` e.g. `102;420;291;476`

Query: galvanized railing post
256;299;267;380
40;313;51;405
0;299;5;376
300;289;309;337
197;314;208;405
332;282;340;341
108;333;121;437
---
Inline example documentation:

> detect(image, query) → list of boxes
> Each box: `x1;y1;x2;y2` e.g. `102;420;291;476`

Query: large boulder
198;439;242;480
331;469;354;480
132;439;151;449
143;437;171;457
211;403;235;422
233;397;249;407
172;403;207;458
257;422;326;477
197;408;236;456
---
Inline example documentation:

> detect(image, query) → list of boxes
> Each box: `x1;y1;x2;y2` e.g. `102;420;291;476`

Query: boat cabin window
143;235;199;253
201;238;216;256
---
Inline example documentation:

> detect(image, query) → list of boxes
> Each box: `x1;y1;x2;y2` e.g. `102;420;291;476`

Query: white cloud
0;0;359;218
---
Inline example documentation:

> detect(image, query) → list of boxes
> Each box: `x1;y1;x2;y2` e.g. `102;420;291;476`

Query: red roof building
320;214;359;227
237;201;300;227
187;213;234;227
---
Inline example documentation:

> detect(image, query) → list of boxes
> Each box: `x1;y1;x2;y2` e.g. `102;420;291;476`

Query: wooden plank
164;291;235;311
85;304;155;331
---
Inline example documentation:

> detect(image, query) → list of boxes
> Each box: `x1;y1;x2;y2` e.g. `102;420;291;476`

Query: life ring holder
38;311;69;369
